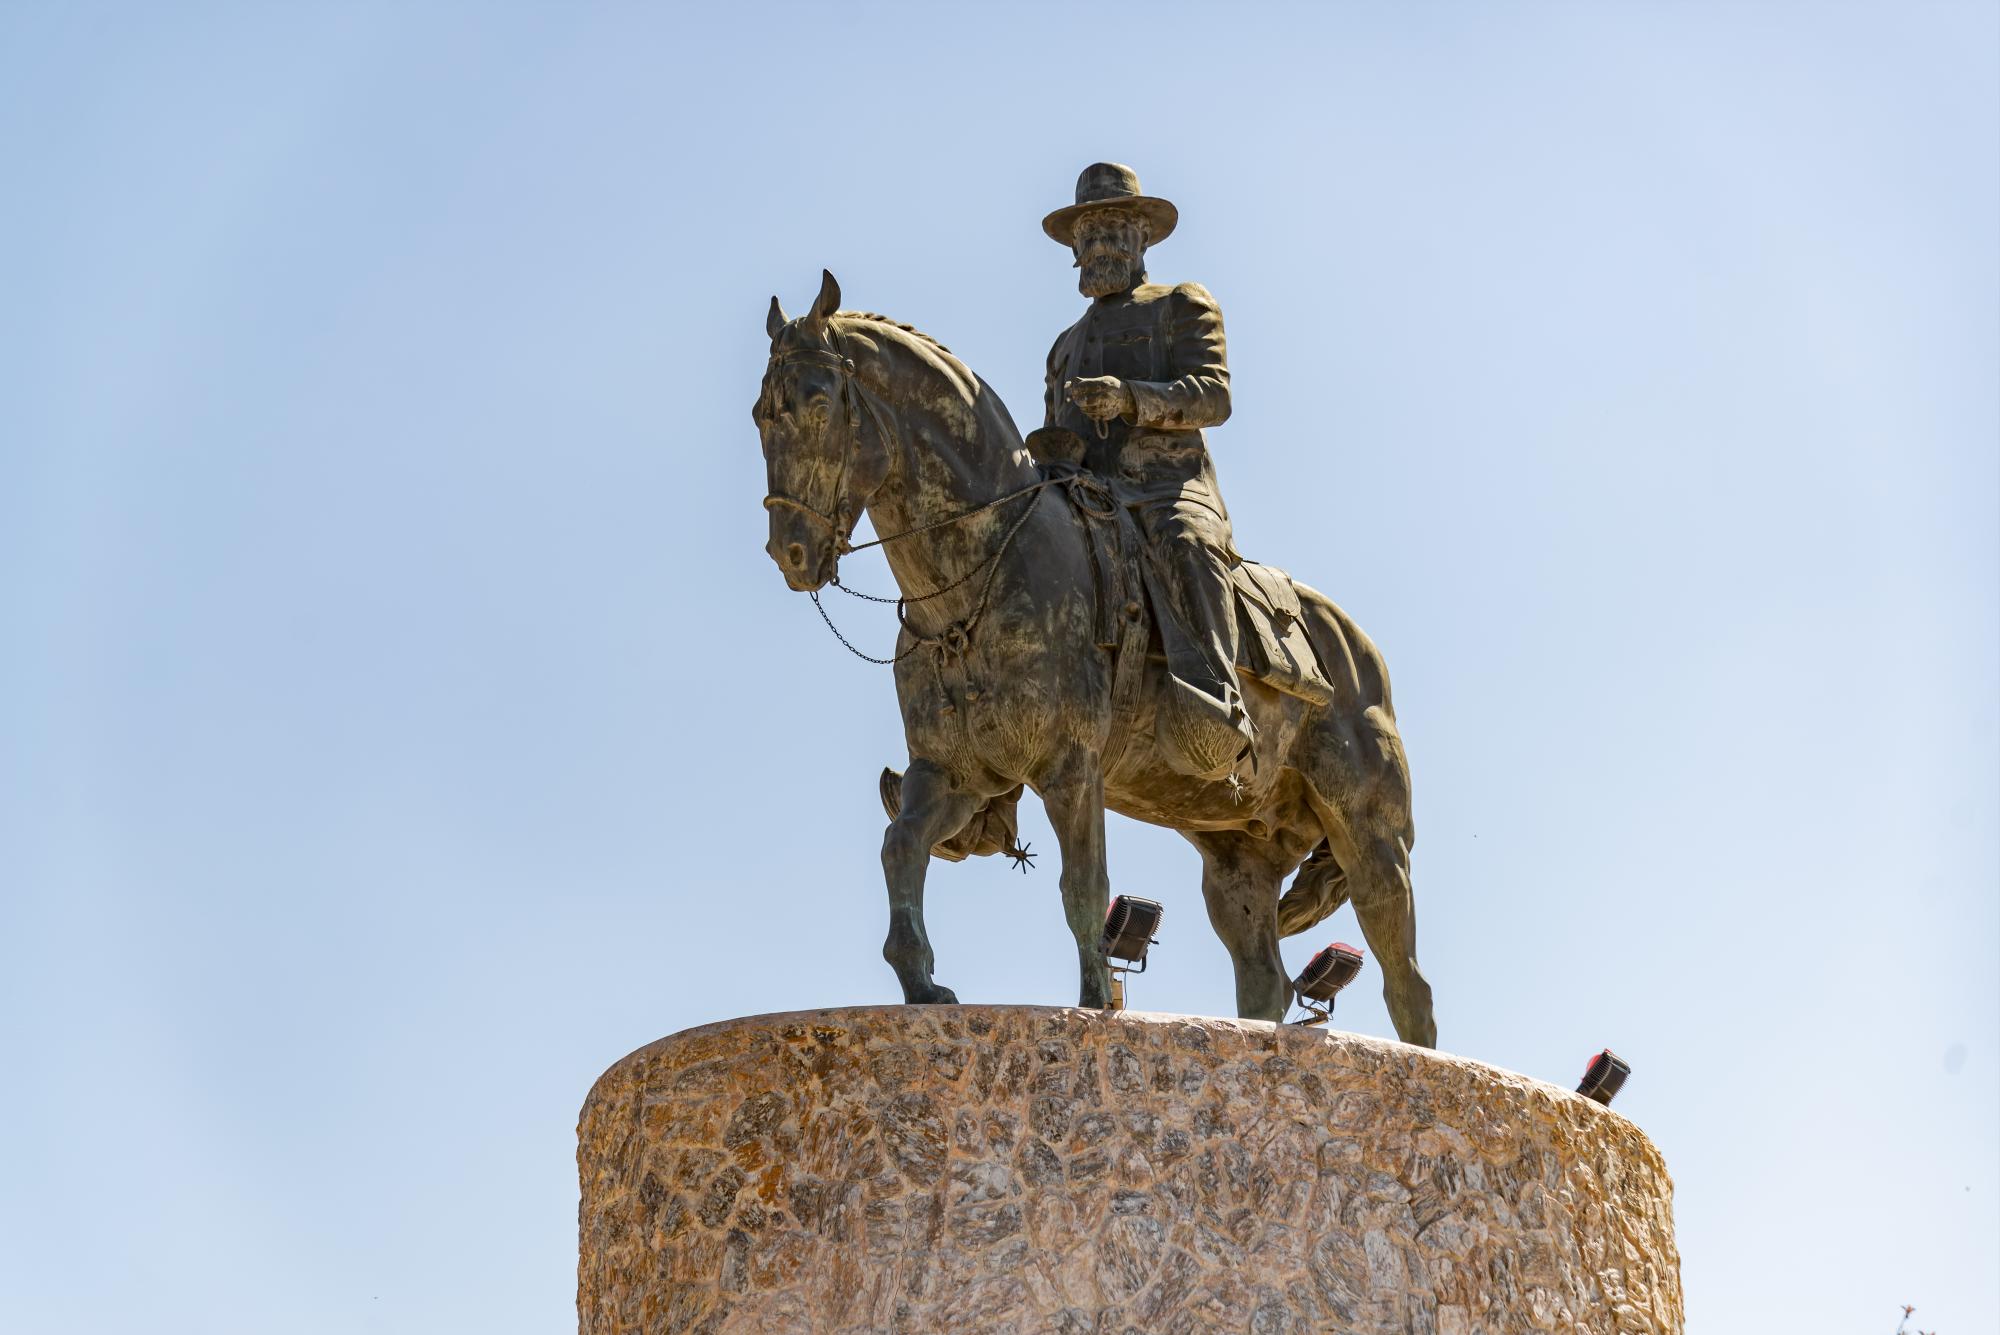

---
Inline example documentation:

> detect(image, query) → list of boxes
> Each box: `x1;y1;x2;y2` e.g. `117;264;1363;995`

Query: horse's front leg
1041;750;1113;1009
881;758;978;1005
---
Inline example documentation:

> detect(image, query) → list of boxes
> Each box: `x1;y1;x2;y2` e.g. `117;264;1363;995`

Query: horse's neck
870;413;1027;531
863;375;1036;608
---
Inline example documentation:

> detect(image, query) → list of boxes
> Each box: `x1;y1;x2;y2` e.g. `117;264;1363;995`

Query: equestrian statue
755;164;1436;1046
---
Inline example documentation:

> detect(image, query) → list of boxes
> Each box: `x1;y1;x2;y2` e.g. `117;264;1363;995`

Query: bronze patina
1045;163;1251;779
754;166;1436;1046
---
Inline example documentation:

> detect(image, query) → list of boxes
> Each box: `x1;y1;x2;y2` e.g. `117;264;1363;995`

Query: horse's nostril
786;543;808;572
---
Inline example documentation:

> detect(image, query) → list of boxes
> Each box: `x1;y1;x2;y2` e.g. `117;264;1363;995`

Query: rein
760;330;1107;666
808;473;1082;666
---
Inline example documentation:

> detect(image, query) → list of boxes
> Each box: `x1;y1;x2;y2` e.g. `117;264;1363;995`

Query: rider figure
1042;162;1254;768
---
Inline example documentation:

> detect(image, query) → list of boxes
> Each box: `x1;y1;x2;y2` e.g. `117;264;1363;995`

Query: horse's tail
1277;842;1350;937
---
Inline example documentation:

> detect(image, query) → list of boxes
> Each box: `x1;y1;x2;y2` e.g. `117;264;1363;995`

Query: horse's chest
898;651;1069;782
932;667;1029;759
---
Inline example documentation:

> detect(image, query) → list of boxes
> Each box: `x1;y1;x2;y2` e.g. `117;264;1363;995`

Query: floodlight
1100;896;1163;968
1099;895;1163;1012
1289;942;1364;1026
1294;942;1364;1001
1576;1049;1630;1106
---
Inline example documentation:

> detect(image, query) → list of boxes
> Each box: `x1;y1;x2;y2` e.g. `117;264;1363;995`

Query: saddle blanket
1230;560;1334;707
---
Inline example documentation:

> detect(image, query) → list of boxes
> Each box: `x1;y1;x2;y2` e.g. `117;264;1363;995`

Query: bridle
759;326;1104;665
759;330;884;557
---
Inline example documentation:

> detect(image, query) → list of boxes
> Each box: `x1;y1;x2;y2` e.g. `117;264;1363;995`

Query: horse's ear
807;269;841;328
766;295;787;340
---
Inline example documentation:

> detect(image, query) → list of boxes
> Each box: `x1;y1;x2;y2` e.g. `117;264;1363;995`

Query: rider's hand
1066;376;1136;423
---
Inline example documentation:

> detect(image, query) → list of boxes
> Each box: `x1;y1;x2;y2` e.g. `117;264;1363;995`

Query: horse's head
753;270;893;591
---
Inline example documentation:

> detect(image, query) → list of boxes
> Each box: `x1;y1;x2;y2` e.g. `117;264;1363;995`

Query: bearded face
1073;209;1148;298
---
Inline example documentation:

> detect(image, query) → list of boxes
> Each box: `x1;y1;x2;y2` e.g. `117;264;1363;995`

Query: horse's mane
758;309;972;432
831;310;984;411
834;310;950;356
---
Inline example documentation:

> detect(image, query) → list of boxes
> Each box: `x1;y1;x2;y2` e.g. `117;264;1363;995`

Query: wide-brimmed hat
1042;162;1178;247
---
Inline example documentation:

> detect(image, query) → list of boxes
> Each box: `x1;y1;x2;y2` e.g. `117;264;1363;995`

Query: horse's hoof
908;983;959;1005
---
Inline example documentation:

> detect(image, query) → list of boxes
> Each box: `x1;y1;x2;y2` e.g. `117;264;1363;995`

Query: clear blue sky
2;3;1993;1331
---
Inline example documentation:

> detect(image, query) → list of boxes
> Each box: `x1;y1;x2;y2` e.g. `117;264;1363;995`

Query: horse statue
755;271;1436;1047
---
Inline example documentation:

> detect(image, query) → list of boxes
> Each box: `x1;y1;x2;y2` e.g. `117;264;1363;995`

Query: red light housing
1293;942;1364;1003
1576;1049;1630;1106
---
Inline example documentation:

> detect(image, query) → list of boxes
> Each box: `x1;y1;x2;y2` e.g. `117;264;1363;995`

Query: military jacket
1043;281;1233;519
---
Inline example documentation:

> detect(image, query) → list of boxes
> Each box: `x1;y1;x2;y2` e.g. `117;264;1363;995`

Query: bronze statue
754;165;1436;1046
1044;163;1251;779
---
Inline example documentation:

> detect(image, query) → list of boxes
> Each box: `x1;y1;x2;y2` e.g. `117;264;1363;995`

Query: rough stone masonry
578;1006;1681;1334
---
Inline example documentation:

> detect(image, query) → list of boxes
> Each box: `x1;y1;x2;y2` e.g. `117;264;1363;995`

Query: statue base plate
578;1006;1681;1334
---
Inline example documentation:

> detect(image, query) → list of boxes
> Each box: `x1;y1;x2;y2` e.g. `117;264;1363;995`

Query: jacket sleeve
1125;282;1232;430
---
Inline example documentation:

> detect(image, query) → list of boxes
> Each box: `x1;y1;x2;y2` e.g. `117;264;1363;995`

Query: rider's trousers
1141;504;1249;725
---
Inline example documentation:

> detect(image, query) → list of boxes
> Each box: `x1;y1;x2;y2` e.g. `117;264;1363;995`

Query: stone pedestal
578;1006;1681;1334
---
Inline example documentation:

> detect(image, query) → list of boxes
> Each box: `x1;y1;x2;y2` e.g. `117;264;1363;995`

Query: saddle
884;435;1337;863
1031;429;1335;711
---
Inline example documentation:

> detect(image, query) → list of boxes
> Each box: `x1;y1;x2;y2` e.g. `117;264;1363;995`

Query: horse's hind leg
1189;830;1292;1022
1038;750;1113;1010
881;758;979;1005
1347;832;1437;1048
1298;701;1436;1046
